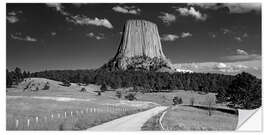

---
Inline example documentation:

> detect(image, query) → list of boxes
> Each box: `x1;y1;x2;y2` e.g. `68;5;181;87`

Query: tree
80;87;87;92
173;96;183;105
190;96;195;106
6;70;13;88
125;93;136;101
226;72;261;109
205;94;216;116
42;82;50;90
115;91;122;99
62;80;71;87
100;83;107;92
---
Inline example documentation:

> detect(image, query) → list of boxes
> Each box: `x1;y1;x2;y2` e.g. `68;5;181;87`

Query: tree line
6;67;261;109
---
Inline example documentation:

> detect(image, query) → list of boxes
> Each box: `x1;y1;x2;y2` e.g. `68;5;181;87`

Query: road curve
88;106;168;131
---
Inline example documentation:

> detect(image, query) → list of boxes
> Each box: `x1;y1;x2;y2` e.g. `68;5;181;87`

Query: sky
6;3;261;73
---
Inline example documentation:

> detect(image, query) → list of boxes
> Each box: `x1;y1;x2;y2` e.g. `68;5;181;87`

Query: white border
1;0;268;135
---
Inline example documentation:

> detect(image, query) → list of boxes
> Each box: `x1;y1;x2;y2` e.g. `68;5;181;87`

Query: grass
6;80;154;131
161;105;238;131
6;97;147;130
141;111;164;131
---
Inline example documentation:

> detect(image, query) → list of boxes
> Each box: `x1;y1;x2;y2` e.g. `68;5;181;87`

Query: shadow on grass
183;105;238;115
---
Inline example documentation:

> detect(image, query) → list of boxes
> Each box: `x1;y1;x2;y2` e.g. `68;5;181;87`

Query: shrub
97;91;101;96
42;82;50;90
100;84;107;92
116;91;122;99
80;87;87;92
62;80;71;87
125;93;136;101
173;96;183;105
205;94;216;116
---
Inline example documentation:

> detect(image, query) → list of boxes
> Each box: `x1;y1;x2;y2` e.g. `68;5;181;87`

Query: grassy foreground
161;105;238;130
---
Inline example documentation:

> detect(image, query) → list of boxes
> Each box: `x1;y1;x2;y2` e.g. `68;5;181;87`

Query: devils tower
101;20;174;72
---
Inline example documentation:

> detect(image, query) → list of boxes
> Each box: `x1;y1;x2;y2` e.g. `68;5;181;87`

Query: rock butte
101;20;175;72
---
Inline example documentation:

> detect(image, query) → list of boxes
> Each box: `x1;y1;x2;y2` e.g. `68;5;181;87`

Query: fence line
7;105;141;130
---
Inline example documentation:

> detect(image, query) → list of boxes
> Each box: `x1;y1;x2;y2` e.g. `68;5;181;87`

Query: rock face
101;20;174;71
116;20;166;59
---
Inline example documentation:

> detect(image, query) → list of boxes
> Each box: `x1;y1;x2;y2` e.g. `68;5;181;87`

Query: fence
7;105;140;130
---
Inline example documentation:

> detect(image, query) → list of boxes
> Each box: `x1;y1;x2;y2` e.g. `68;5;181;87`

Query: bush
80;87;87;92
205;94;216;116
100;84;107;92
116;91;122;99
125;93;136;101
173;96;183;105
62;80;71;87
97;91;101;96
42;82;50;90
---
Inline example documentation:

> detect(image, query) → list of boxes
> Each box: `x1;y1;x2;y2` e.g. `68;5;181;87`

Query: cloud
213;62;248;73
7;10;22;24
221;54;261;61
46;4;113;29
10;33;37;42
161;34;179;41
234;37;242;42
45;3;69;16
51;32;56;36
66;16;113;29
112;5;141;15
243;33;248;38
158;12;176;25
181;32;192;38
188;3;261;14
208;32;216;38
86;32;105;40
176;7;207;21
221;28;231;34
236;49;248;55
224;3;261;13
220;28;249;42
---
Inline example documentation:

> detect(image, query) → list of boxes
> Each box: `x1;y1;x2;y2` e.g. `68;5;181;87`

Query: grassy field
141;111;164;131
6;78;156;130
7;77;238;131
161;105;238;131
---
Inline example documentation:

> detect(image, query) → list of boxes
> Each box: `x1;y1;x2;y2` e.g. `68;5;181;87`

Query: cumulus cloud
188;3;261;14
221;28;231;34
243;33;248;38
10;33;37;42
158;12;176;25
7;10;22;24
176;7;207;21
51;32;57;36
46;3;113;29
213;62;249;73
86;32;105;40
236;49;248;55
67;16;113;29
181;32;192;38
161;34;179;41
208;32;216;38
234;37;242;42
221;54;261;61
112;5;141;15
46;3;69;16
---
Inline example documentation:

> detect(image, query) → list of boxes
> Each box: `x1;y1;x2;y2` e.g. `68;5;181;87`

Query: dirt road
88;106;168;131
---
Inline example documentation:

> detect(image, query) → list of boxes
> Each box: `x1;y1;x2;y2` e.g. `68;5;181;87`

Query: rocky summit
100;20;175;72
